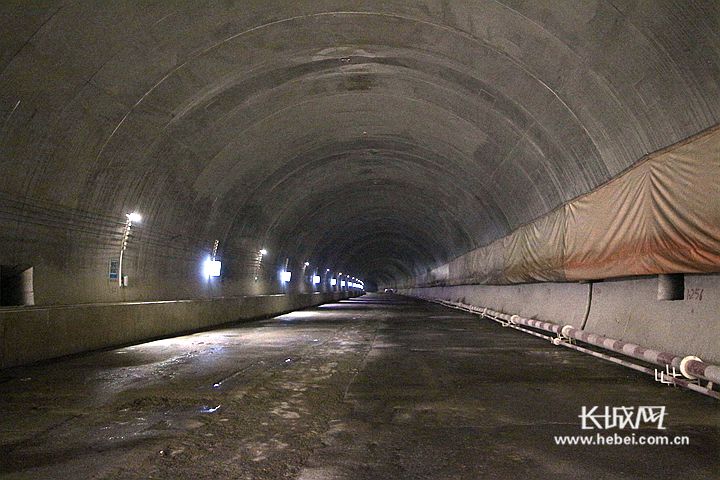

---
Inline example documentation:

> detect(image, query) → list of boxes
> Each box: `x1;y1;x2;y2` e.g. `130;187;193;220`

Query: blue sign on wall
109;259;119;280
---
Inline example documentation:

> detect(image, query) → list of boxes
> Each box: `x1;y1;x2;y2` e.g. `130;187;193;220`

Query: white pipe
428;298;720;399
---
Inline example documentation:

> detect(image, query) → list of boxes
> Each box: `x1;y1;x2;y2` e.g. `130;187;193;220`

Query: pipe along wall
401;273;720;393
433;299;719;399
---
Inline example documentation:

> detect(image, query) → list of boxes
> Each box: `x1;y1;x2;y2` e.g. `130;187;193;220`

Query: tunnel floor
0;294;718;479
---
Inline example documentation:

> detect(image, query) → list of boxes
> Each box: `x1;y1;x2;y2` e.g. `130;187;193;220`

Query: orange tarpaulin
420;125;720;286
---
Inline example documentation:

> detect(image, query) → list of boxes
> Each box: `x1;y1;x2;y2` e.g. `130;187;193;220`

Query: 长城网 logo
579;406;666;430
554;405;687;446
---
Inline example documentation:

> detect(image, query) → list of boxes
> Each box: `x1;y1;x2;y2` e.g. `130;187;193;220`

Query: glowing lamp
204;260;221;277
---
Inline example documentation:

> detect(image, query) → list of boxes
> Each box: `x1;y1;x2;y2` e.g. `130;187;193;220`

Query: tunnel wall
3;2;720;301
408;125;720;288
401;273;720;364
0;291;359;368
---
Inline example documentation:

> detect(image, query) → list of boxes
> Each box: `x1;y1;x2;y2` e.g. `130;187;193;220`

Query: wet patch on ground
1;294;719;479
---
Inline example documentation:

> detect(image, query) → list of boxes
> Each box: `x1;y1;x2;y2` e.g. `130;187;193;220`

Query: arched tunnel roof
1;1;719;287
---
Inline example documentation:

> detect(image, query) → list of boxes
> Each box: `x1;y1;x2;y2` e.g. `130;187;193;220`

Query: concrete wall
401;273;720;364
0;291;360;368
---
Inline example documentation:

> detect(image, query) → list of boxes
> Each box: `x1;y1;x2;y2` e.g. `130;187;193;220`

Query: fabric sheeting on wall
504;207;567;283
414;124;720;286
644;133;720;272
447;238;506;284
563;161;656;280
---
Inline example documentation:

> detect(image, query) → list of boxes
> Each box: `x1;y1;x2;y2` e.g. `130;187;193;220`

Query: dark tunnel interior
2;3;720;479
2;1;719;303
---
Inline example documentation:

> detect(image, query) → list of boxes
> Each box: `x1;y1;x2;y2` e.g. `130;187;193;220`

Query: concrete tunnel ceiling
1;1;720;288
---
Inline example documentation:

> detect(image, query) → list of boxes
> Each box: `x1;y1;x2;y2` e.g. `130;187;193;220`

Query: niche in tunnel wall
657;273;684;301
0;265;35;306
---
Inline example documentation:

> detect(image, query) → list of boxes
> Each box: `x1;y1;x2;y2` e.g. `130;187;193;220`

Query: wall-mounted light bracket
118;212;141;287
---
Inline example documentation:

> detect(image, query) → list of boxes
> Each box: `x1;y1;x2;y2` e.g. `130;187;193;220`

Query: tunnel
1;2;719;478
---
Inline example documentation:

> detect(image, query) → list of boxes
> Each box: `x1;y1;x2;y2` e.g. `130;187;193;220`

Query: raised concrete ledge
401;273;720;365
0;292;339;312
0;292;360;368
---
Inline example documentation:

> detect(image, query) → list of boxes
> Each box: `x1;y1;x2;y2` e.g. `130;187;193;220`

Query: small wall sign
109;259;119;280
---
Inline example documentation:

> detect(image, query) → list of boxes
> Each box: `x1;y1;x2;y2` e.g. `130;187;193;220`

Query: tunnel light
331;278;337;286
118;211;142;287
281;271;292;282
259;249;267;256
204;259;222;277
312;275;321;284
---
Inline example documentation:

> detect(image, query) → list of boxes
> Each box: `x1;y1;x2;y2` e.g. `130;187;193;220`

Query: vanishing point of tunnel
0;2;719;479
